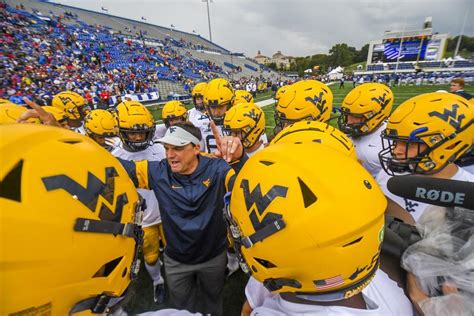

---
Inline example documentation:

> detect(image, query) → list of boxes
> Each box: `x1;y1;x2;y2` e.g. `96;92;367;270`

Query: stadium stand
1;0;282;106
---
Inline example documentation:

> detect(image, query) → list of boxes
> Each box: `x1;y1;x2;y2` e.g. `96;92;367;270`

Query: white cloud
57;0;474;57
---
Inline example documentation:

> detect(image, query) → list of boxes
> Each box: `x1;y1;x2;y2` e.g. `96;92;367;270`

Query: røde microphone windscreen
387;175;474;210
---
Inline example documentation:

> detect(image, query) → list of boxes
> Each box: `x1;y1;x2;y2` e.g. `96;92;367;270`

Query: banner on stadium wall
110;91;160;105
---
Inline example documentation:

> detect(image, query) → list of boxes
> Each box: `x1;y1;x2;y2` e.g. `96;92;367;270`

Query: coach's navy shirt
119;154;246;264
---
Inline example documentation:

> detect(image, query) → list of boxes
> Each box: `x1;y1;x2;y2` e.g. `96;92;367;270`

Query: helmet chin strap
69;292;127;315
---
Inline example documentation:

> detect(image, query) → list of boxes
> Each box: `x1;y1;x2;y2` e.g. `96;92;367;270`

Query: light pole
395;17;407;73
202;0;213;42
454;10;469;58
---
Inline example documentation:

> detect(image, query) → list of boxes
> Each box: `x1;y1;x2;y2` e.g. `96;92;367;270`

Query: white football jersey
351;123;385;178
154;123;167;140
72;124;86;135
247;269;413;315
112;143;165;227
188;107;210;129
376;166;474;222
200;122;224;154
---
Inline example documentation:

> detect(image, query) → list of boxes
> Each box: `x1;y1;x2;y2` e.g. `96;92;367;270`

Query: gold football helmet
379;92;473;175
270;120;357;160
42;105;69;128
274;85;289;101
162;100;188;127
274;80;333;135
84;109;119;150
0;124;144;315
223;102;265;149
116;101;156;152
234;90;255;105
0;105;41;124
225;143;385;300
191;82;207;111
52;91;90;121
338;83;394;136
203;78;235;125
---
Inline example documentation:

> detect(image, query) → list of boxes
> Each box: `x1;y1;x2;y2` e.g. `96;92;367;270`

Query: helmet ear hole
59;139;83;145
0;160;23;202
259;160;275;166
254;257;277;269
342;237;363;247
93;256;124;278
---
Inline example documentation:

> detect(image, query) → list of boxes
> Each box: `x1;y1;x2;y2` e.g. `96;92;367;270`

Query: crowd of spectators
351;71;474;87
0;3;231;106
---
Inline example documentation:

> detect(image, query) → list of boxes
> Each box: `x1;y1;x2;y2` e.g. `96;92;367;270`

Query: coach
119;121;246;315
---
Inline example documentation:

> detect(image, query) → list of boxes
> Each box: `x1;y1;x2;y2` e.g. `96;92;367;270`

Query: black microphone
387;175;474;210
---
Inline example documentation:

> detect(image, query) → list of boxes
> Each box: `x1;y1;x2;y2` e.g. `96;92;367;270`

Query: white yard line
256;98;276;108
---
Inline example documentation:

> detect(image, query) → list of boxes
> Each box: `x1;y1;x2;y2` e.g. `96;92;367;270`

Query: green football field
125;83;472;315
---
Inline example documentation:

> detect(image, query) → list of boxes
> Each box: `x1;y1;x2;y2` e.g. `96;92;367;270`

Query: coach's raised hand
210;120;243;163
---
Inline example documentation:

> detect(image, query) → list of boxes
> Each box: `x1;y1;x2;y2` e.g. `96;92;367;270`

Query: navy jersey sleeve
117;158;156;189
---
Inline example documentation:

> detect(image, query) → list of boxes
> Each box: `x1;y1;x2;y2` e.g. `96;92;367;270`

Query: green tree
328;43;356;67
267;62;278;71
354;44;369;63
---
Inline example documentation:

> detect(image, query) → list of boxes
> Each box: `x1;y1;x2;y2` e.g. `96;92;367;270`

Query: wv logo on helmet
42;167;128;222
243;108;259;121
59;95;77;106
428;104;465;129
240;179;288;231
371;93;390;109
305;92;327;113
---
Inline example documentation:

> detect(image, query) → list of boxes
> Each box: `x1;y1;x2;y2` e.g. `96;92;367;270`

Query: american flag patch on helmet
313;275;344;290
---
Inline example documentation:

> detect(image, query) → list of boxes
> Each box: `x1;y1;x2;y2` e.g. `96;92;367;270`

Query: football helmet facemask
203;78;235;125
191;82;207;111
162;100;188;128
223;102;265;149
116;101;156;152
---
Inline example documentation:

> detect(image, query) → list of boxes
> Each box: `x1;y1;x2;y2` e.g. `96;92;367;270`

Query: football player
51;91;91;134
223;102;266;157
228;142;412;315
188;82;210;131
273;79;333;136
338;83;394;178
84;109;120;151
202;78;235;153
377;92;474;223
0;124;144;315
234;89;254;104
377;92;473;314
113;100;167;304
